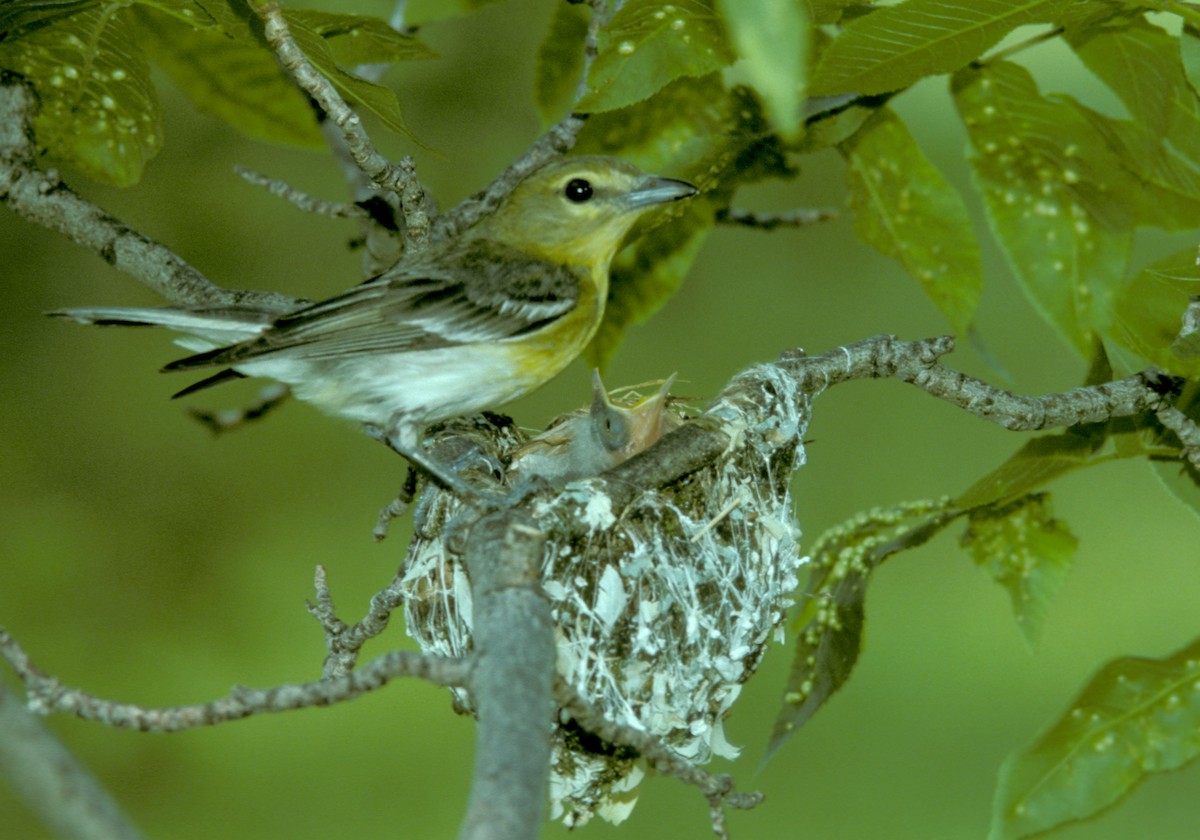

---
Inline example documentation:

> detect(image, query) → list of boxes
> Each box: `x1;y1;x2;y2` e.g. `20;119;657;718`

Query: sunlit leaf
953;61;1131;356
961;493;1076;644
577;0;734;113
811;0;1068;96
765;500;958;761
955;432;1107;511
991;635;1200;839
715;0;808;140
535;0;590;123
131;7;323;148
841;108;982;335
0;3;161;186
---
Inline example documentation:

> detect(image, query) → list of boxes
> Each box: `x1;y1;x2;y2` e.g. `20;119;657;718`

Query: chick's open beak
620;373;678;455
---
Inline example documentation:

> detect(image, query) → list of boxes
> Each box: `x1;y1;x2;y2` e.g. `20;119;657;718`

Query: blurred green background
4;2;1200;838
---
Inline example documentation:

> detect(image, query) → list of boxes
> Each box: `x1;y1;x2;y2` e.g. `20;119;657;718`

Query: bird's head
481;156;698;267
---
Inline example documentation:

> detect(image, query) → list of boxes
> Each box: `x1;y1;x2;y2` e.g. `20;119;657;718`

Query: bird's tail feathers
49;306;270;346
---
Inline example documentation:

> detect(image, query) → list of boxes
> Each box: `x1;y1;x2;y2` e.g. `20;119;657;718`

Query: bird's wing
164;240;582;370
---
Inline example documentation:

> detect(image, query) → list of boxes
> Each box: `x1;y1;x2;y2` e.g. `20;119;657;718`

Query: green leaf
715;0;808;141
575;76;792;366
1068;18;1193;150
1182;25;1200;97
0;3;161;186
953;61;1132;356
1063;21;1200;230
840;108;982;335
282;9;415;143
577;0;735;113
810;0;1068;97
805;0;867;26
765;500;958;761
284;9;434;67
961;493;1076;644
131;7;324;148
1107;247;1200;378
991;635;1200;840
955;432;1108;511
535;0;590;124
0;0;100;41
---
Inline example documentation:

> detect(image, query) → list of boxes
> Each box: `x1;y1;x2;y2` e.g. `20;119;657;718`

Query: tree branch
0;77;295;312
257;3;434;256
586;334;1185;513
459;512;555;840
0;627;469;733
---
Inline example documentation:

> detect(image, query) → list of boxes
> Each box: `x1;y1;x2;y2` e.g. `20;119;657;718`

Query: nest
399;365;810;826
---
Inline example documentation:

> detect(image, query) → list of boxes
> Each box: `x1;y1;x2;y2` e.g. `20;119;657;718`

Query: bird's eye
564;178;594;203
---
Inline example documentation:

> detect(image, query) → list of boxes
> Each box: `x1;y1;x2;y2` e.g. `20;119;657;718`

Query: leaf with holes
577;0;734;113
961;493;1076;645
0;4;161;186
953;60;1132;356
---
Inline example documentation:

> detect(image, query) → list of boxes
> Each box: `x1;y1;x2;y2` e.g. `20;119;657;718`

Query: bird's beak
622;373;677;451
623;176;699;210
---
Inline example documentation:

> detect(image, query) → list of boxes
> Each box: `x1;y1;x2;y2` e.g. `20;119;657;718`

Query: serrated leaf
811;0;1068;97
991;635;1200;840
961;493;1076;644
1107;247;1200;378
0;3;161;186
575;76;792;366
131;7;323;148
282;10;415;143
285;9;434;67
953;61;1131;356
577;0;734;113
765;500;958;761
715;0;808;141
535;0;590;123
840;108;982;335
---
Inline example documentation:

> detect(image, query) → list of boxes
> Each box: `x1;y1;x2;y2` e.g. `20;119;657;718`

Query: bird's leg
366;417;506;521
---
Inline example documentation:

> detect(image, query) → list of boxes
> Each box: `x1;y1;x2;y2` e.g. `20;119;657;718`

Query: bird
51;156;698;499
508;370;679;486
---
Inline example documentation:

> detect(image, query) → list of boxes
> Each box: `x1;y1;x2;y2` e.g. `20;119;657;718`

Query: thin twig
555;679;763;839
716;206;839;230
235;166;368;219
307;565;413;680
0;626;469;732
256;3;434;254
433;0;612;240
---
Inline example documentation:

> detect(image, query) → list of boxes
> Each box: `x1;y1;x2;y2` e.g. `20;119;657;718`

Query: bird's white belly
236;343;542;427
